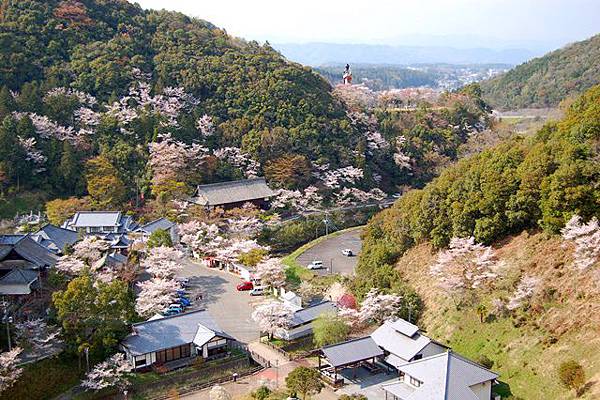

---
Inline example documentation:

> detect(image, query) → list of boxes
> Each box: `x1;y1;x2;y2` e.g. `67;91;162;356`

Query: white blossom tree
0;348;23;393
81;353;133;391
55;255;86;276
209;385;232;400
14;319;62;357
251;301;294;339
135;278;181;317
324;282;347;303
225;216;264;239
196;115;215;137
507;275;541;311
430;237;500;303
215;239;268;263
213;147;260;179
255;258;286;288
73;236;110;264
141;246;184;278
357;289;404;324
561;215;600;270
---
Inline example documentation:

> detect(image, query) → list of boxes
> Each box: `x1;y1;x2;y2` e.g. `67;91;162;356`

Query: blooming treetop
430;237;500;299
324;282;347;303
561;215;600;270
196;115;215;137
333;187;386;207
135;277;181;317
141;246;184;279
225;216;264;239
251;301;294;339
357;288;404;324
73;236;110;265
215;239;268;263
271;186;323;213
213;147;259;179
255;258;286;288
0;348;23;393
209;385;232;400
55;255;86;276
81;353;133;391
507;275;541;311
17;137;47;173
14;319;62;357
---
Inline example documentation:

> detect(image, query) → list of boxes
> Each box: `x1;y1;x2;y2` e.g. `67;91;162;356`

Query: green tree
58;141;83;195
0;86;16;121
85;155;127;209
285;367;323;400
312;312;349;348
558;360;586;396
147;228;173;248
52;274;136;356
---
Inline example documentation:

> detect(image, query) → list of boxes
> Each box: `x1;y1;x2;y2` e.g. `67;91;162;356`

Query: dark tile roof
291;301;337;327
138;218;175;234
193;178;275;207
0;269;39;295
34;224;79;253
321;336;384;368
0;235;58;268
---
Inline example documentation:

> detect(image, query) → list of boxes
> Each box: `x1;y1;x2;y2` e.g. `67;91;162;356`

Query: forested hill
480;33;600;109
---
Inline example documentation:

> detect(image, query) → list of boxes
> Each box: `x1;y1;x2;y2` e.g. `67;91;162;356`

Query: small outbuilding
318;336;384;386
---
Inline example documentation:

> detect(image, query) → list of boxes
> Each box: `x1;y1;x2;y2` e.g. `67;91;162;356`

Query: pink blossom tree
430;237;501;304
196;115;215;137
141;246;184;279
55;255;86;276
0;348;23;393
561;215;600;270
213;147;259;179
357;289;404;324
15;319;62;357
251;301;294;339
507;275;541;311
135;278;181;317
73;237;110;265
81;353;132;391
255;258;285;288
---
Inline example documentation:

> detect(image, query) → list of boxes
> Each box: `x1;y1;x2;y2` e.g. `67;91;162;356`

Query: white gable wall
470;380;493;400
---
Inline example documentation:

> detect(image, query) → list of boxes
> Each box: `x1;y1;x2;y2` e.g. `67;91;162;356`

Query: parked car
176;297;192;307
167;304;184;313
176;289;189;296
307;260;324;270
237;281;254;291
392;192;402;199
250;286;266;296
341;249;353;256
162;309;180;316
175;277;189;287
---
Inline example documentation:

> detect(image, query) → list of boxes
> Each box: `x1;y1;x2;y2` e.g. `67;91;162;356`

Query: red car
236;281;253;291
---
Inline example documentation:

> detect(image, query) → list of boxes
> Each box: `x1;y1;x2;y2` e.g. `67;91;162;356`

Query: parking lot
178;259;261;344
296;228;362;276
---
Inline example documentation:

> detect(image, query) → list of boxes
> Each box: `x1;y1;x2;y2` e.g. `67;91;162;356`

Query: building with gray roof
135;217;177;243
0;268;40;295
120;310;235;370
31;224;79;254
371;319;448;369
191;178;276;210
275;301;337;341
62;211;138;234
381;351;499;400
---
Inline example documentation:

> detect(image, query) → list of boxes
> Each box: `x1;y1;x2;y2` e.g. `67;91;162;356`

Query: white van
307;260;324;270
250;286;266;296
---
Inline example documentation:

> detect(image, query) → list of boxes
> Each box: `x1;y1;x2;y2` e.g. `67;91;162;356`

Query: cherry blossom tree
55;255;86;276
45;87;97;107
141;246;184;278
225;216;264;239
209;385;232;400
561;215;600;270
333;187;386;207
251;301;294;339
321;166;364;189
507;275;541;311
324;282;347;303
135;278;181;317
271;186;323;213
81;353;132;391
73;236;110;264
215;239;268;263
430;237;500;303
196;115;215;137
357;289;404;324
393;136;411;169
17;137;46;173
14;319;62;357
0;348;23;393
255;258;285;288
213;147;259;179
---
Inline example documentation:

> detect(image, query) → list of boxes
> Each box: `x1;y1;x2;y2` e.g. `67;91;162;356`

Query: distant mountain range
273;42;540;66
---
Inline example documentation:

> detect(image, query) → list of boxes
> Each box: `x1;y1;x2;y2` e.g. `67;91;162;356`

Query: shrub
147;228;173;248
558;360;586;395
475;355;494;369
252;385;271;400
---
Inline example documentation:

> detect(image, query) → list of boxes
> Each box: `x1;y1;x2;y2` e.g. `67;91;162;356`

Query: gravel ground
296;229;362;276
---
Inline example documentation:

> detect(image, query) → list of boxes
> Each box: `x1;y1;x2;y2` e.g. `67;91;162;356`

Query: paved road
179;260;261;344
296;228;362;276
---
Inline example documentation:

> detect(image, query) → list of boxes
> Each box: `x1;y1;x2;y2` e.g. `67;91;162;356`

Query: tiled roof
382;351;499;400
0;269;38;295
371;319;434;362
33;224;78;253
0;236;58;268
138;218;175;234
291;301;337;327
321;336;384;368
121;310;233;356
71;211;122;227
193;178;275;206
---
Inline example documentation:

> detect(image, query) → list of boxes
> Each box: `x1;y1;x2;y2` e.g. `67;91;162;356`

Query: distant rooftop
291;301;337;327
137;217;175;234
193;178;275;207
71;211;122;227
321;336;383;368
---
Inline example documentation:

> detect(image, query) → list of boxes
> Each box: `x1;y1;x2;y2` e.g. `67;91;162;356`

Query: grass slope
396;232;600;399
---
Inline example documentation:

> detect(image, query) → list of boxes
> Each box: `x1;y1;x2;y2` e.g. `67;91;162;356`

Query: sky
133;0;600;50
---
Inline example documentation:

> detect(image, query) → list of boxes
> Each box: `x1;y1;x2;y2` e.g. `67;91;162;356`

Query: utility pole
330;258;334;275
